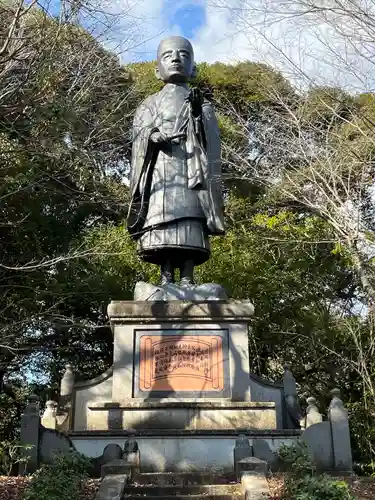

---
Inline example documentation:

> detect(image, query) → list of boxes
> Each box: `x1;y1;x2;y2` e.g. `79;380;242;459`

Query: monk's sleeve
129;98;158;198
202;102;225;234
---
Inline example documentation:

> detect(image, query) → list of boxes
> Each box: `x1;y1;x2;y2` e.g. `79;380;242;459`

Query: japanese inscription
138;334;225;393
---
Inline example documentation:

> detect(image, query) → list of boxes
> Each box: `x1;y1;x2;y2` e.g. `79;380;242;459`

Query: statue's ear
155;66;162;80
191;64;197;79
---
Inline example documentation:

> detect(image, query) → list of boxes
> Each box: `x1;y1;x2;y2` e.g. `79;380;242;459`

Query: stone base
109;300;254;403
134;281;228;301
86;401;277;431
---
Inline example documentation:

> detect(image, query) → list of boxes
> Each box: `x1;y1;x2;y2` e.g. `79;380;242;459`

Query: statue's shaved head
156;36;195;83
157;36;194;60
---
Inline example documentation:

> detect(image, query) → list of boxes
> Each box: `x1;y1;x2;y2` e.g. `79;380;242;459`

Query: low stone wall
69;430;300;473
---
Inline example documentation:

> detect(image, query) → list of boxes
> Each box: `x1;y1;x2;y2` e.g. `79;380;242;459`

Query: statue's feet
160;272;174;286
180;277;194;288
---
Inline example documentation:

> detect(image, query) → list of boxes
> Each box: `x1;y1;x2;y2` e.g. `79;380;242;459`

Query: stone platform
51;299;302;473
19;299;354;476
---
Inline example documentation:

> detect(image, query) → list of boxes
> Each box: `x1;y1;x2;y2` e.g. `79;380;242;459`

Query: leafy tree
0;1;133;379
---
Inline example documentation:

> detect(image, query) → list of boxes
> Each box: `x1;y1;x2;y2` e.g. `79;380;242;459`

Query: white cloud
90;0;375;92
191;0;375;92
88;0;188;63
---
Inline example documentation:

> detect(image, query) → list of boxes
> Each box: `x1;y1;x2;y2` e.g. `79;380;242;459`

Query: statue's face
156;37;195;83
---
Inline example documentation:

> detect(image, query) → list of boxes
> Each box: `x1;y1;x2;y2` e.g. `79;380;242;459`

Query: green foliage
348;401;375;476
128;62;164;99
0;440;32;476
0;2;131;380
298;87;356;127
0;385;28;442
284;475;354;500
278;443;354;499
278;442;315;476
196;61;295;110
23;451;91;500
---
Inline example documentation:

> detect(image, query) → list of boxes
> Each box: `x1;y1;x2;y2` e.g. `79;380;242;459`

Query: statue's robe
127;83;224;266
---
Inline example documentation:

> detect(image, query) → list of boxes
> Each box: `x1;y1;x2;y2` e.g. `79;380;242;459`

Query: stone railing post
57;364;75;431
305;396;323;429
41;400;58;429
19;394;40;474
123;433;140;478
60;363;75;399
328;388;353;473
234;434;253;479
283;365;302;428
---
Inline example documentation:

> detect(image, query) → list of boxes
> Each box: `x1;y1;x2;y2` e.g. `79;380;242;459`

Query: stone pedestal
65;299;295;472
80;300;276;432
110;300;254;402
71;300;282;432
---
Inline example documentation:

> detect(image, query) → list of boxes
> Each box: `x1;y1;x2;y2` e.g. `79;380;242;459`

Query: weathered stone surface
101;458;133;478
328;388;353;472
252;439;277;467
238;457;268;477
241;470;270;500
249;374;284;430
70;435;299;473
19;395;41;474
95;474;127;500
61;364;75;397
283;366;302;429
92;443;123;477
301;421;333;470
73;370;113;431
85;405;277;431
134;281;228;301
107;300;254;322
124;436;139;454
103;443;123;461
234;435;253;479
305;397;323;428
112;322;251;405
41;400;57;430
69;428;300;437
39;428;74;465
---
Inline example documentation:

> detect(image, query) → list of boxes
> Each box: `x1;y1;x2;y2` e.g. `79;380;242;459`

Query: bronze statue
127;36;224;287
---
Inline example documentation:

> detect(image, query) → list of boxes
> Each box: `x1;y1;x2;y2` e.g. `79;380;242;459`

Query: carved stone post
61;364;75;398
41;400;58;429
305;396;323;428
19;394;40;474
328;388;353;472
123;433;140;478
283;365;302;428
57;364;75;431
234;434;253;479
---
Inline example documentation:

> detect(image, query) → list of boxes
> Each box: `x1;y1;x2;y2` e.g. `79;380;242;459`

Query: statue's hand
150;131;186;145
150;131;168;144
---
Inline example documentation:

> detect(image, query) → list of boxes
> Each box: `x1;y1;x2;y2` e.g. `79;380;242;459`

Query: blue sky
163;1;206;39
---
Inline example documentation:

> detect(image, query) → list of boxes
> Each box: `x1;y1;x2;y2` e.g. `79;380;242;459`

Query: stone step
123;496;238;500
133;472;237;486
124;484;242;496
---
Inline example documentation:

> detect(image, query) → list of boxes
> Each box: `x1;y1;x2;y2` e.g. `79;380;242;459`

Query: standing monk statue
127;36;224;288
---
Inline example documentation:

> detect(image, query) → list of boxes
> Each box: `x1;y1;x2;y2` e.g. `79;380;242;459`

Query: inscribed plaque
134;330;229;397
